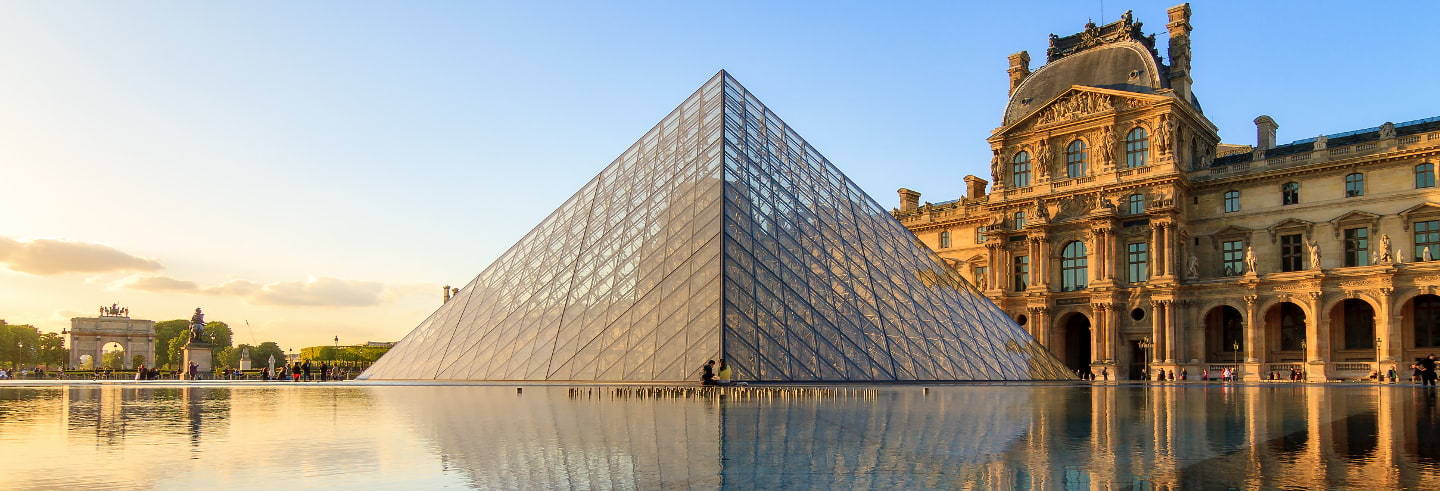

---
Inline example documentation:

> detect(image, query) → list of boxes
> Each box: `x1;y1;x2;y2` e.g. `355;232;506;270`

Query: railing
1355;143;1377;153
1334;362;1372;372
1400;135;1420;144
1207;364;1239;372
1329;147;1352;156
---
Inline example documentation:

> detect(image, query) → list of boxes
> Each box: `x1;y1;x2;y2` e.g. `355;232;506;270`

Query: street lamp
1139;337;1154;381
1232;340;1240;380
1376;336;1383;382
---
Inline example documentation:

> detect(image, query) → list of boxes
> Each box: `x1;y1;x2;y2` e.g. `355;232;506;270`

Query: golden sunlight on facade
896;4;1440;381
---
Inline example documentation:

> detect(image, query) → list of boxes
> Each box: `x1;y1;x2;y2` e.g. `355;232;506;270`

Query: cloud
249;277;384;307
0;237;162;275
117;275;199;292
117;275;385;307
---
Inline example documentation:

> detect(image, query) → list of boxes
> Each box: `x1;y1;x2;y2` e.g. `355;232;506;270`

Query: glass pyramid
360;71;1072;382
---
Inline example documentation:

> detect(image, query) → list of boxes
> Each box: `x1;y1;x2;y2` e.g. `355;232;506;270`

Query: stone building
894;4;1440;381
68;308;156;369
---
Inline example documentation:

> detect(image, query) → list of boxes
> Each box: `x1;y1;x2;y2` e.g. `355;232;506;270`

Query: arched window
1065;140;1087;178
1011;151;1031;187
1125;127;1149;168
1416;295;1440;348
1127;194;1145;215
1282;182;1300;205
1417;163;1436;189
1345;173;1365;197
1061;241;1088;292
1223;190;1240;213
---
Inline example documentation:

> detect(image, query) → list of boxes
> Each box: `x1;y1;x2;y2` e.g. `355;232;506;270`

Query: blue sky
1;1;1435;349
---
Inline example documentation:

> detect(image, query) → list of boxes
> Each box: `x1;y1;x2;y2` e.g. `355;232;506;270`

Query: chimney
1166;3;1193;102
443;285;452;303
1007;51;1031;96
1254;115;1278;150
898;188;921;212
963;175;989;200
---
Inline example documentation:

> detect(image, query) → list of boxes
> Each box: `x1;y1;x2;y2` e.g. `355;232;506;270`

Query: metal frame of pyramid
360;71;1073;382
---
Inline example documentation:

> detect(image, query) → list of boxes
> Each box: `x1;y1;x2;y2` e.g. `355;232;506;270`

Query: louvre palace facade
895;4;1440;381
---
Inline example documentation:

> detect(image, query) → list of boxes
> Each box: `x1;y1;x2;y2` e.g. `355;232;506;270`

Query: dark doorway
1061;314;1092;374
1129;340;1145;380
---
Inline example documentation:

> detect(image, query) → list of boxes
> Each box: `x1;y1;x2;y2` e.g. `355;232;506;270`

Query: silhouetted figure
700;360;717;386
1422;355;1438;387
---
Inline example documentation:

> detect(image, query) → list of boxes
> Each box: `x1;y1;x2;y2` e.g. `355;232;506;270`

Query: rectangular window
1417;220;1440;261
1280;234;1303;272
975;226;987;244
938;230;951;249
1345;173;1365;198
1222;240;1245;276
1127;242;1149;283
1013;211;1026;230
1013;255;1029;291
1223;191;1240;213
973;266;987;289
1344;227;1369;267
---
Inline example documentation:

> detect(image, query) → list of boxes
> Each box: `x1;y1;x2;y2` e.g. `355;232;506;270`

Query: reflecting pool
1;383;1438;489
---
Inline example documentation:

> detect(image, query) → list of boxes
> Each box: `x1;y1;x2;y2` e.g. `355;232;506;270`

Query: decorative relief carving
1157;114;1175;155
1339;279;1376;289
1099;125;1117;169
1036;92;1117;126
1036;139;1054;179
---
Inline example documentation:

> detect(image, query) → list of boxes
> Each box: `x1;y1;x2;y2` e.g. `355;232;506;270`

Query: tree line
0;321;67;369
0;318;290;371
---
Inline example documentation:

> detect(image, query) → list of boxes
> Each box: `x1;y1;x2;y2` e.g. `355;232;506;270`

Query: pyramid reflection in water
361;71;1071;382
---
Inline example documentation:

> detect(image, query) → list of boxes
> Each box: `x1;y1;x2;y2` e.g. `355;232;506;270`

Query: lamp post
1232;340;1241;381
1139;337;1154;381
1300;339;1308;381
1377;336;1383;382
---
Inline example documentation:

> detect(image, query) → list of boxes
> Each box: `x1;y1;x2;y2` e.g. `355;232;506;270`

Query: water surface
1;383;1437;489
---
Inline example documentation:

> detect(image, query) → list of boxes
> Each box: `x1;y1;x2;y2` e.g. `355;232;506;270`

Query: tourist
1180;368;1188;380
1422;355;1438;387
1201;368;1209;381
1388;368;1398;383
716;359;732;385
700;360;717;386
293;362;302;382
134;365;144;381
1099;367;1108;381
302;360;312;381
0;368;8;380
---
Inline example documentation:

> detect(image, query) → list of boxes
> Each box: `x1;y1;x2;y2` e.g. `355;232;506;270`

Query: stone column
1378;288;1399;374
1151;225;1164;277
1151;300;1167;367
1243;295;1260;363
1037;237;1051;289
1090;303;1104;366
1165;301;1179;363
1306;292;1328;380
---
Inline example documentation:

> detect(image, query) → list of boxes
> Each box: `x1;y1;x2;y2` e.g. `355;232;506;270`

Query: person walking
1422;355;1438;387
302;360;312;381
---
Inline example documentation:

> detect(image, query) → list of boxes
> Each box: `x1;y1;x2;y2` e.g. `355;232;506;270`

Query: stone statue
1036;139;1053;179
1100;125;1116;167
1379;234;1394;263
1396;247;1406;264
1158;115;1175;155
976;272;988;291
188;307;207;344
991;150;1003;185
1379;122;1396;139
1425;246;1435;262
1244;244;1258;274
1187;254;1199;279
1035;201;1050;221
1308;240;1321;270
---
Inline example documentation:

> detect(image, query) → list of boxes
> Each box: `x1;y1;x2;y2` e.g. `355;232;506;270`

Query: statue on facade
1379;122;1396;139
976;272;988;291
187;307;207;344
1244;244;1258;274
990;150;1004;185
1308;240;1321;270
1425;246;1435;262
1036;139;1053;179
1100;125;1117;167
1396;247;1406;264
1157;114;1175;155
1379;235;1394;263
1187;254;1199;279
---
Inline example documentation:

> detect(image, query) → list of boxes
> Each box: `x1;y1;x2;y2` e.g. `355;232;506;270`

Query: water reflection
1;384;1438;489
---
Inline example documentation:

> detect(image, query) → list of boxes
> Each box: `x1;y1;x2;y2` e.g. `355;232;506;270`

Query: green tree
166;336;187;370
204;322;233;349
152;319;189;368
37;332;67;367
215;346;238;369
250;342;286;369
102;350;125;369
0;322;42;369
131;354;147;368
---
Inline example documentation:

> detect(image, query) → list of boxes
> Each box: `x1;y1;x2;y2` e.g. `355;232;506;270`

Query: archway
101;342;126;369
1204;305;1245;363
1057;313;1092;375
1263;302;1307;362
1329;298;1376;362
1401;294;1440;362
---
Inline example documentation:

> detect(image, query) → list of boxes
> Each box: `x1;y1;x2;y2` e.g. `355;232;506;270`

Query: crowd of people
256;359;350;382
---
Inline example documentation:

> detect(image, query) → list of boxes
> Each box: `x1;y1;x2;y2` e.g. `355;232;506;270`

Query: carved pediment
1328;211;1381;238
1400;202;1440;230
998;86;1166;136
1207;225;1252;248
964;253;987;265
1266;218;1314;243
